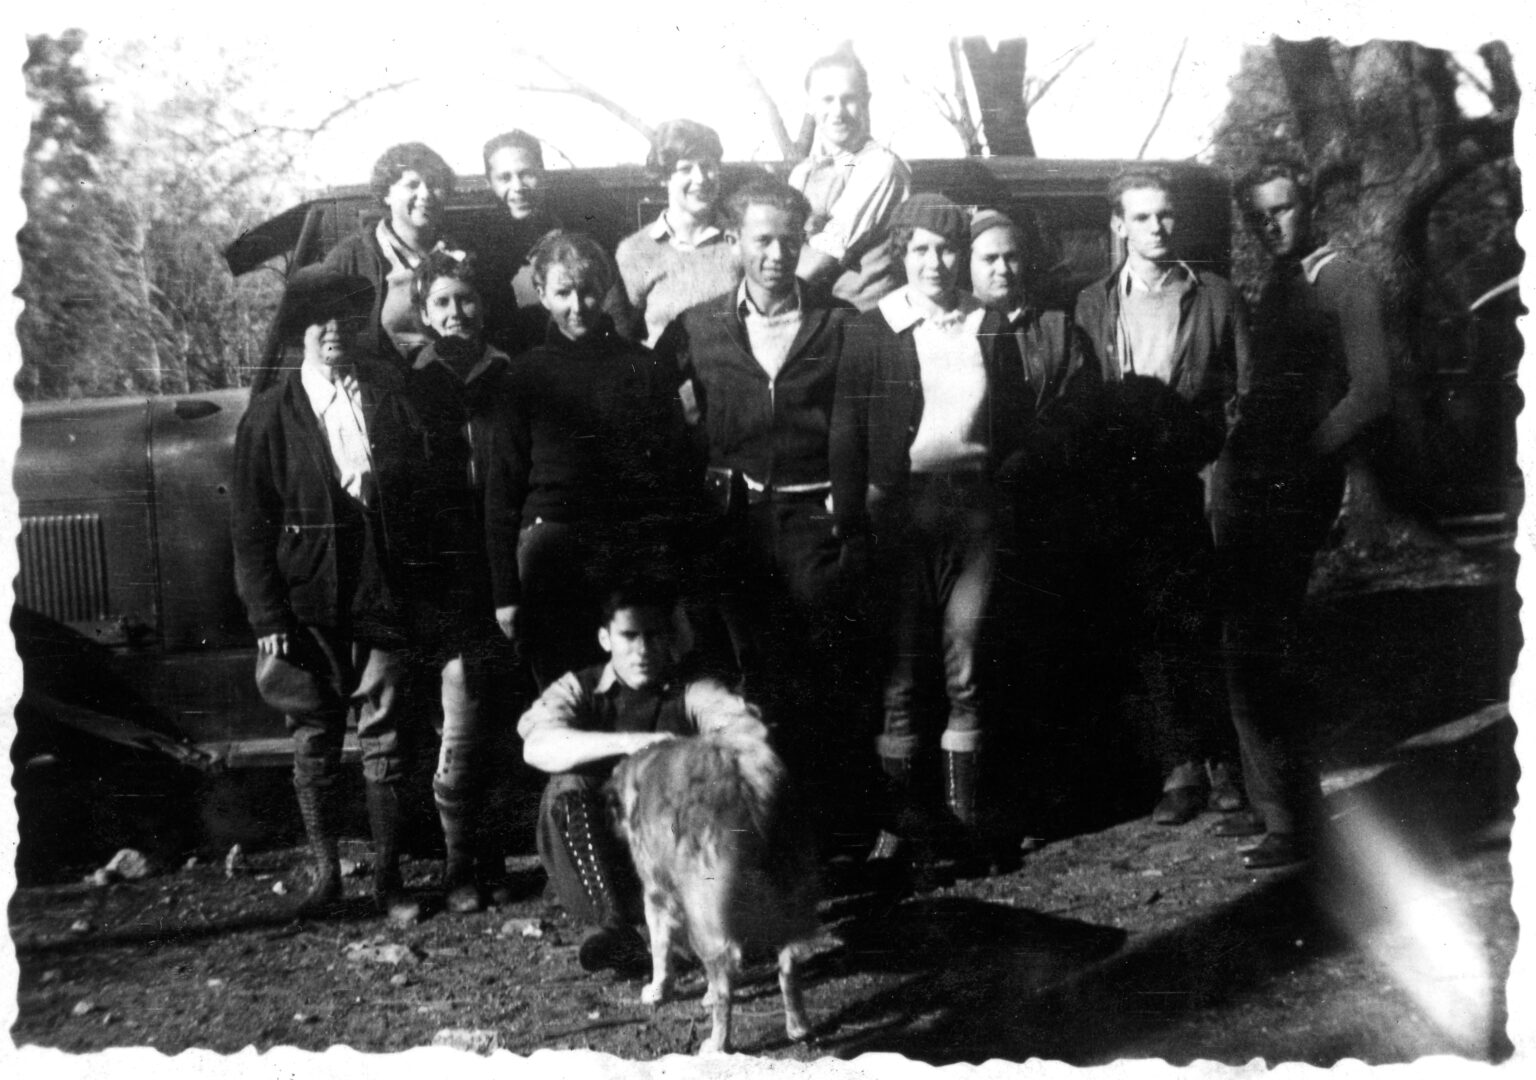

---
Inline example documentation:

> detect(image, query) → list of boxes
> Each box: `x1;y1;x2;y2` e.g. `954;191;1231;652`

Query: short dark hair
1107;166;1176;218
528;230;616;295
369;142;455;204
723;176;811;233
411;250;479;311
1236;158;1313;215
600;578;680;625
804;48;870;98
482;129;545;176
645;119;724;181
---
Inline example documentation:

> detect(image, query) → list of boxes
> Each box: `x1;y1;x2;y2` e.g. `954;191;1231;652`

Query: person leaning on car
231;266;425;925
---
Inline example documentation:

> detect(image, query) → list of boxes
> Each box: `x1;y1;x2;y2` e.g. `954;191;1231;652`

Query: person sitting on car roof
231;266;427;925
320;141;467;367
790;47;912;312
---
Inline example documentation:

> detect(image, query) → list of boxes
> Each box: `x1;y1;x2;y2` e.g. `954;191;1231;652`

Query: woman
486;231;692;688
613;119;741;345
830;194;1028;874
322;142;464;366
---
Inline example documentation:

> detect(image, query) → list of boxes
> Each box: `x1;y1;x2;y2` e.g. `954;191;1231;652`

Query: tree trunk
960;37;1035;156
1268;36;1515;569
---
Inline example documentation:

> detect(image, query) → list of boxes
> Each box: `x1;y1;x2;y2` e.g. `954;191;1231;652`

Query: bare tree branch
268;79;421;139
947;38;982;154
1024;41;1094;110
511;52;655;143
1137;38;1188;159
734;54;799;161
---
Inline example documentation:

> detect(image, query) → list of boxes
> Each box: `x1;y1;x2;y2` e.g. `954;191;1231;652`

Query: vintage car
13;157;1232;779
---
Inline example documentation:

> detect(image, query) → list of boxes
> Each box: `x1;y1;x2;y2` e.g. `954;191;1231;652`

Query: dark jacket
1001;305;1104;486
484;317;690;607
231;361;412;639
393;342;513;642
1073;263;1246;480
653;290;856;489
829;297;1028;540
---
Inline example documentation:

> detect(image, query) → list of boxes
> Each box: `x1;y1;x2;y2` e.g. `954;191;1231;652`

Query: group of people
231;46;1393;970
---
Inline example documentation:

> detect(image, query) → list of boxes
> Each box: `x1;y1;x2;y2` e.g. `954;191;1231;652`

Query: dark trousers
1106;480;1231;775
1211;459;1345;837
879;472;1001;762
254;625;410;789
535;773;641;929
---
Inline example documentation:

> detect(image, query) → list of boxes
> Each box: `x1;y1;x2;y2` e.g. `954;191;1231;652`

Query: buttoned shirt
789;137;911;311
300;361;375;507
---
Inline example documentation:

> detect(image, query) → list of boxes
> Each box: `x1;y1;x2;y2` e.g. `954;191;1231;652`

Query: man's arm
230;408;296;640
684;678;769;741
797;150;911;291
519;672;675;774
1310;260;1393;457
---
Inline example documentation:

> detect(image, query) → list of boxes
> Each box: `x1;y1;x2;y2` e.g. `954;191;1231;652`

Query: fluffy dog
609;725;820;1054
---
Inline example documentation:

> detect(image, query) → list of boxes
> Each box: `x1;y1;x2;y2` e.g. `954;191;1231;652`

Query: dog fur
609;726;820;1054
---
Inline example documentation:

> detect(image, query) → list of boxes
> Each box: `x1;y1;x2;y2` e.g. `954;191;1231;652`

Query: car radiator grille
16;513;110;623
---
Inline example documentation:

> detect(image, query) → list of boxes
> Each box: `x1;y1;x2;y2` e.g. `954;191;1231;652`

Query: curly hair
645;119;724;182
369;142;455;204
410;250;479;312
528;230;616;296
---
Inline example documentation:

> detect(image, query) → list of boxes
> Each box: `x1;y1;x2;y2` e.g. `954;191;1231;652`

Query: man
231;267;423;924
1213;160;1393;868
476;129;630;352
519;582;766;972
790;48;912;312
1073;167;1247;828
652;177;864;842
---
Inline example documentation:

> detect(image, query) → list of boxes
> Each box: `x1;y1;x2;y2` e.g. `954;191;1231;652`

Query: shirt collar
593;662;673;696
879;286;984;333
300;361;357;412
736;279;803;319
811;133;871;162
413;341;510;385
647;210;722;249
1121;260;1196;296
1299;244;1341;284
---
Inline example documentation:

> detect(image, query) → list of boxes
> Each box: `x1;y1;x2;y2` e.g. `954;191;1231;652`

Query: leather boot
943;749;979;830
293;782;342;917
867;755;914;863
366;781;423;924
551;789;632;929
434;779;484;914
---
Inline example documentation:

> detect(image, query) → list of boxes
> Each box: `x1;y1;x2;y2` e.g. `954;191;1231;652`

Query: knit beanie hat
970;207;1017;244
890;193;970;246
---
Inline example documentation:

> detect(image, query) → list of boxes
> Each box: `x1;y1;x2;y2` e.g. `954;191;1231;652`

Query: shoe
1206;761;1246;812
1152;785;1206;825
445;880;485;915
1212;811;1265;838
1242;832;1310;870
578;925;650;973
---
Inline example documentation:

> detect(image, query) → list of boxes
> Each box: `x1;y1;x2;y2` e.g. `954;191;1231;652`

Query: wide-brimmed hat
275;266;375;344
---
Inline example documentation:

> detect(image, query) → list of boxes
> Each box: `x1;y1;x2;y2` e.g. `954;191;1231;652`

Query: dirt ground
6;571;1525;1067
